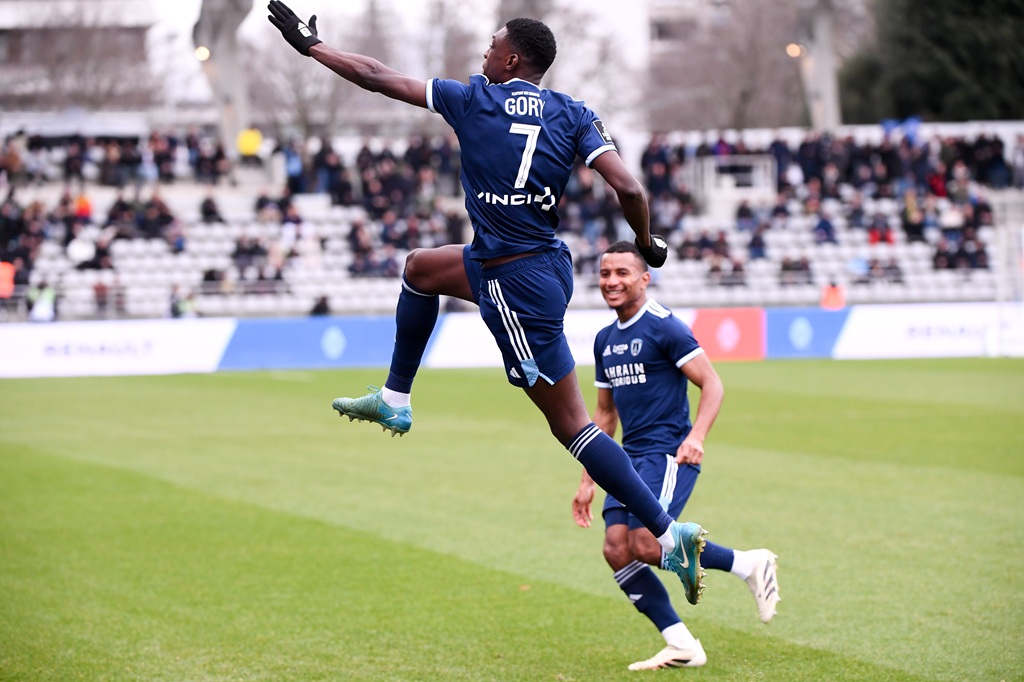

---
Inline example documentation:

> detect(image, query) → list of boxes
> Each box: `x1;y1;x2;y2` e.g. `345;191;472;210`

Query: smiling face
482;28;514;83
599;250;650;321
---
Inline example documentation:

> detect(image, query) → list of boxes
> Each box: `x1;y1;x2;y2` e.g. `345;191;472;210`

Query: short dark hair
504;18;557;73
602;240;648;271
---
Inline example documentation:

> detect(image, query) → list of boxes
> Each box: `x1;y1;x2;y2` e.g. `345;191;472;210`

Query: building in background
0;0;157;111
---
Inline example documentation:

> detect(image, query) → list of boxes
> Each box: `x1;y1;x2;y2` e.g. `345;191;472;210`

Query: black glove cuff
293;22;322;56
635;234;668;268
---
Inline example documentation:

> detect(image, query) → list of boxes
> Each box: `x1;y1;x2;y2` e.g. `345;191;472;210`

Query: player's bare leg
525;371;706;602
333;245;474;434
403;245;475;300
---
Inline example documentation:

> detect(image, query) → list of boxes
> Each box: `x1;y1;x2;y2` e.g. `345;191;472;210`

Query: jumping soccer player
267;1;706;603
572;241;780;670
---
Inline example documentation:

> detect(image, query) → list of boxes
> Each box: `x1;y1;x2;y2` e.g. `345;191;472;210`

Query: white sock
730;549;756;579
381;387;410;408
662;622;697;650
656;527;676;553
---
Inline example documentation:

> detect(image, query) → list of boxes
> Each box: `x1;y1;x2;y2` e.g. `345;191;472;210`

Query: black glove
635;234;669;268
268;0;322;56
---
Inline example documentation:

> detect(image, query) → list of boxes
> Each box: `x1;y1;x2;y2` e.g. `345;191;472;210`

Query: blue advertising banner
218;316;399;370
765;307;852;359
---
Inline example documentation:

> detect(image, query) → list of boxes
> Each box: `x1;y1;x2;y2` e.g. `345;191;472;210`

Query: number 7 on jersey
509;123;541;189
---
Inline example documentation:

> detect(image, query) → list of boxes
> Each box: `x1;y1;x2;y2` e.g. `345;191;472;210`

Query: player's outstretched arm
267;1;427;108
309;44;428;108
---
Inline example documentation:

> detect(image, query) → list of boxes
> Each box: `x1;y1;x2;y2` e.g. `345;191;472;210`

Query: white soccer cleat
745;549;780;623
627;641;707;670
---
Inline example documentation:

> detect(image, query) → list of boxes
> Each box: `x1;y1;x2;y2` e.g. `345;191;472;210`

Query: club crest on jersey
593;120;614;144
630;339;643;356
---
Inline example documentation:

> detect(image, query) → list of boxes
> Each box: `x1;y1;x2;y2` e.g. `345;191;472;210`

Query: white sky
147;0;651;137
148;0;467;102
151;0;438;41
149;0;647;67
149;0;203;35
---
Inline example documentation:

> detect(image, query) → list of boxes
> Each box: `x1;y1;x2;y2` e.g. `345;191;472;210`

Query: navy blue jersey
428;74;616;261
594;300;704;459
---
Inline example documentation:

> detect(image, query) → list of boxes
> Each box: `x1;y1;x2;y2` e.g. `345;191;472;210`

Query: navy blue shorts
462;244;482;303
604;455;700;530
477;244;576;388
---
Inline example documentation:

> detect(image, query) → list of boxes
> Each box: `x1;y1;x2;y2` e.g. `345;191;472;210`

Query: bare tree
806;0;874;62
243;0;636;137
491;1;634;122
244;1;431;136
423;0;485;80
243;18;352;137
1;2;156;110
194;0;254;161
497;0;554;21
541;5;636;122
407;0;490;136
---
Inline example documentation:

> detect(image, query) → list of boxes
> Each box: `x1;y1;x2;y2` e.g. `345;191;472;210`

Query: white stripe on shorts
488;279;533;363
660;454;678;503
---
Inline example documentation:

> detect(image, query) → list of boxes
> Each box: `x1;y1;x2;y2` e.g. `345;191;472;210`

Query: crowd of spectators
0;180;190;318
631;129;1018;287
0;130;472;315
235;136;466;284
0;127;233;191
1;124;1021;320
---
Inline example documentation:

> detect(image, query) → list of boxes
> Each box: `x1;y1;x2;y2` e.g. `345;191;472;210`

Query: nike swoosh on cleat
679;551;689;569
384;415;397;420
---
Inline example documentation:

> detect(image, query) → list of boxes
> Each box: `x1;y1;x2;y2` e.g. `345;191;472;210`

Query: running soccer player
267;2;705;602
572;241;780;670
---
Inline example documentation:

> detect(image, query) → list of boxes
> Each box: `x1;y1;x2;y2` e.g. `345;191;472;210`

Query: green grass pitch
1;358;1022;681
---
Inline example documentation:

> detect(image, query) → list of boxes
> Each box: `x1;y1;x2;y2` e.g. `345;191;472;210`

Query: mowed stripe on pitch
0;446;933;682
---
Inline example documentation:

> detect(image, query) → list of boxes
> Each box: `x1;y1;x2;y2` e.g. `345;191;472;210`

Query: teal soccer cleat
332;385;412;437
663;521;708;605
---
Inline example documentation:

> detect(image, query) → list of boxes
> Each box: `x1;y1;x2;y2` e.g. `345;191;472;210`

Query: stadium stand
1;124;1021;321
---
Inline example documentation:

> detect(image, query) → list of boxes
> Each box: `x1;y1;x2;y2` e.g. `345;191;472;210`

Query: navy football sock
701;540;735;572
385;277;439;394
615;560;680;632
568;424;673;537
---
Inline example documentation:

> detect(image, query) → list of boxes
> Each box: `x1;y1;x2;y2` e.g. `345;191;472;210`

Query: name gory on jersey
476;186;557;210
504;93;545;117
603;362;647;386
